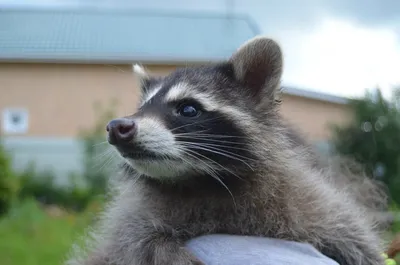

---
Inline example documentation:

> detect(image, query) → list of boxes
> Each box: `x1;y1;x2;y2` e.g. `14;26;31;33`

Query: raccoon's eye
177;104;201;118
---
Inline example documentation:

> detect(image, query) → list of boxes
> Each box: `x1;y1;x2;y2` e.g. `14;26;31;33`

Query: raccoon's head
106;36;283;181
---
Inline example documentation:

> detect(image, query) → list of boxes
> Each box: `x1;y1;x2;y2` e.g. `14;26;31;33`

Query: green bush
0;139;19;216
392;218;400;235
17;163;93;212
14;99;118;212
330;87;400;204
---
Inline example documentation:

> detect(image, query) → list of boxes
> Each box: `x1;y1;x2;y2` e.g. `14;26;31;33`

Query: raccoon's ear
229;37;283;102
132;64;154;93
132;64;149;84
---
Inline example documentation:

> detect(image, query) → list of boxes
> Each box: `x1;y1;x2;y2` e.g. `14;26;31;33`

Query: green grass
0;199;100;265
1;199;399;265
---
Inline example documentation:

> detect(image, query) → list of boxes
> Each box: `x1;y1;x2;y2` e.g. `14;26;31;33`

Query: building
0;7;351;180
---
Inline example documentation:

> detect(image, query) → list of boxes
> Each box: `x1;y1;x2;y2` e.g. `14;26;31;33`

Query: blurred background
0;0;399;264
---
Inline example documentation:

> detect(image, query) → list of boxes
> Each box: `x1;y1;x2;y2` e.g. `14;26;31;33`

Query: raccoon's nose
106;118;137;145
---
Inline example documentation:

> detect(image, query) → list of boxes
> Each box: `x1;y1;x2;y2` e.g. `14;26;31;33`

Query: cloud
281;17;400;99
320;0;400;27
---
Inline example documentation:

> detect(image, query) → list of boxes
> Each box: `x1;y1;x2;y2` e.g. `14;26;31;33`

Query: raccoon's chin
125;157;192;179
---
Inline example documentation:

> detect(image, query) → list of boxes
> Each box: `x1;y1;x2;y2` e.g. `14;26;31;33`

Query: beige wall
0;63;176;137
0;63;350;141
280;94;351;141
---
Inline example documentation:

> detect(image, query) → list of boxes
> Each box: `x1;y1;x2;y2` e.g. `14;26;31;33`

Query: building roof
0;7;260;63
282;86;349;105
0;7;348;105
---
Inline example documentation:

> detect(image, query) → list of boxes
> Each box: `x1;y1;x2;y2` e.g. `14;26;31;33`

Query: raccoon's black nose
106;118;137;145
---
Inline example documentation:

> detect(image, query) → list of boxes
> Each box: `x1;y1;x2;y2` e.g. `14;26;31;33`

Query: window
1;108;29;134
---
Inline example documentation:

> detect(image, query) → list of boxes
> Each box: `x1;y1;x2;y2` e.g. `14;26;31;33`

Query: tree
330;87;400;204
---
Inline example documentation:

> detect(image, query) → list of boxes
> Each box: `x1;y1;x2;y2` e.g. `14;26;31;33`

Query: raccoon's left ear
132;64;149;83
229;36;283;103
132;64;154;93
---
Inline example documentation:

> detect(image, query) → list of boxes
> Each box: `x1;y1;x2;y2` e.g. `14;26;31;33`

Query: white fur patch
219;105;255;129
132;64;147;77
141;85;162;106
137;117;177;156
164;82;218;111
133;63;160;107
123;117;191;179
164;82;191;102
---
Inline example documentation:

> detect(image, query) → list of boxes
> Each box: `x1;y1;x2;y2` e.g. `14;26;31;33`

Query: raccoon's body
66;37;388;265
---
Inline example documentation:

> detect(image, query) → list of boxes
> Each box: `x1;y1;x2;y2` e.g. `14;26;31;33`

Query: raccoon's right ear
229;36;283;103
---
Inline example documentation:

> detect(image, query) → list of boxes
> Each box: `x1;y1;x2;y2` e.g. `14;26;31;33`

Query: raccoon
66;36;388;265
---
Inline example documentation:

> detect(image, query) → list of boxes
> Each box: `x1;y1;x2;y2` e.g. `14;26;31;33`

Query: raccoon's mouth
116;145;175;161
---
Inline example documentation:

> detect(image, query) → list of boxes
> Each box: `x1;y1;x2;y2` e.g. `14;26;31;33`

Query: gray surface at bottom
186;234;339;265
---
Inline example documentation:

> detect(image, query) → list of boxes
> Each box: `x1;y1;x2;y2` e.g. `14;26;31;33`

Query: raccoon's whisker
104;64;126;73
190;144;256;163
94;148;115;160
121;162;135;174
175;137;251;149
92;141;109;147
182;147;244;181
179;142;256;163
174;133;247;139
205;172;236;208
199;140;254;153
120;171;142;195
176;148;237;207
93;149;116;172
177;147;227;176
175;136;247;145
179;143;255;171
176;147;219;176
173;129;211;136
197;142;254;153
97;153;118;173
170;116;226;132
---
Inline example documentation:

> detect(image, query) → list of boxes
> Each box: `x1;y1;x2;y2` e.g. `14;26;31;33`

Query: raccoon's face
106;37;283;181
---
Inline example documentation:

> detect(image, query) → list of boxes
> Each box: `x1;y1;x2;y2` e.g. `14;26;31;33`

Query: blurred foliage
0;139;20;216
0;98;118;263
17;164;92;212
330;87;400;205
392;217;400;235
12;99;118;212
78;99;118;196
0;199;101;265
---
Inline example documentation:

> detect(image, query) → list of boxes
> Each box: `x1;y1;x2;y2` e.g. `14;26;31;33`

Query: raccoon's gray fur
282;122;391;229
65;36;389;265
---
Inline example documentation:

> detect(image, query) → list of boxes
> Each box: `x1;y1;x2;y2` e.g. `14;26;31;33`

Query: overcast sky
2;0;400;99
